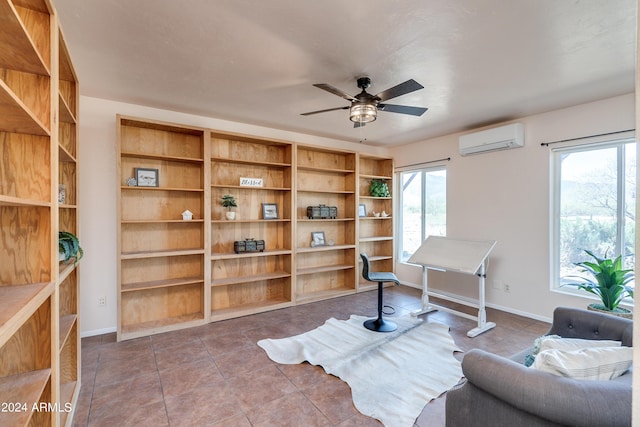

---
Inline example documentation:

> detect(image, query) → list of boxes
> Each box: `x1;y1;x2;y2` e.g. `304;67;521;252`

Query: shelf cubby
210;277;292;321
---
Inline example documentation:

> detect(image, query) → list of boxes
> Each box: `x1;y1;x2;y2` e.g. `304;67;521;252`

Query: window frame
549;137;636;295
397;165;447;264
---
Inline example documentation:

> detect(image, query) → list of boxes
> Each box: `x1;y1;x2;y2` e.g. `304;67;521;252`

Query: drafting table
408;236;497;337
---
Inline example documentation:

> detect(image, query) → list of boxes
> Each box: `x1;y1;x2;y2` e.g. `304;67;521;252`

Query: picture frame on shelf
134;167;159;187
311;231;326;247
262;203;279;220
358;204;366;217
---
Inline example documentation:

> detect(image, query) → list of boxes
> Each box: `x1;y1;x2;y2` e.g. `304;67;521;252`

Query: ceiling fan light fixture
350;103;377;123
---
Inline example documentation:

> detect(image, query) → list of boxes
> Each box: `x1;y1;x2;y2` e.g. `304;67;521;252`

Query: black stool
360;253;400;332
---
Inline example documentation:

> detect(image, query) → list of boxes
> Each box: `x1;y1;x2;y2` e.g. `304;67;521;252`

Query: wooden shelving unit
1;0;82;425
117;116;207;341
295;145;357;304
358;155;395;291
116;117;395;339
210;132;294;321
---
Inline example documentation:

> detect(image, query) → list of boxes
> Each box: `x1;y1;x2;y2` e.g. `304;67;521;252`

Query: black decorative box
234;238;265;254
307;204;338;219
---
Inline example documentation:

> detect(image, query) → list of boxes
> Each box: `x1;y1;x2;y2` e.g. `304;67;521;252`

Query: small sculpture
181;210;193;220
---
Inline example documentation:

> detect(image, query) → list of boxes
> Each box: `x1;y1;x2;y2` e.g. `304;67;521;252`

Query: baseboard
399;281;552;323
81;326;117;338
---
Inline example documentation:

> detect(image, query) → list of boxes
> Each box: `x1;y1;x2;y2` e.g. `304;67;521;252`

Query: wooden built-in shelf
358;255;393;262
0;369;51;427
295;287;354;304
121;186;204;193
0;282;52;347
210;299;292;322
297;218;355;222
121;151;204;163
58;262;76;283
121;248;205;260
360;174;393;180
211;271;291;287
359;236;393;242
211;219;291;224
122;219;205;224
0;0;50;76
59;143;76;162
296;244;356;253
59;381;78;426
0;194;51;207
297;165;355;174
58;93;76;123
59;314;77;350
211;156;290;168
211;249;292;260
359;195;392;200
120;313;204;338
297;264;353;275
359;216;392;221
297;189;355;194
121;277;204;292
211;184;291;191
0;80;50;136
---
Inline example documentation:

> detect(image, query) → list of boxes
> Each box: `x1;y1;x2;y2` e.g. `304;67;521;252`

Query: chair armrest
461;349;631;427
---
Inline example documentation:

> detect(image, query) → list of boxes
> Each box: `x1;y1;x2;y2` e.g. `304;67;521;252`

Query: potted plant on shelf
562;249;634;318
58;231;83;264
221;194;237;220
369;179;391;197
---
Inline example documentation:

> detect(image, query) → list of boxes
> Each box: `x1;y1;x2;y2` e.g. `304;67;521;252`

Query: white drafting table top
407;236;497;275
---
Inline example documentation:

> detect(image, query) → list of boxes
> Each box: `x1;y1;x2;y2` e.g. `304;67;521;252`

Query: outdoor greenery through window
399;167;446;262
552;138;636;291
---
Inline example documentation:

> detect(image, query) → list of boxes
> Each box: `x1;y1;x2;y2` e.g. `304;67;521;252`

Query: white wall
391;93;635;321
78;96;389;336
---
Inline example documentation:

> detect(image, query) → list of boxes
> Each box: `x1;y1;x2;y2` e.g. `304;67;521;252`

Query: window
551;138;636;290
399;167;447;262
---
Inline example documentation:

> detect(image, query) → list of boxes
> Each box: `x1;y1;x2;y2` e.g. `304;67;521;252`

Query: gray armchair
445;307;633;427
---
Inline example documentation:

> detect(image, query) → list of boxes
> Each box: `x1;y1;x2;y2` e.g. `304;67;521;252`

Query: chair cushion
531;346;633;380
368;272;400;284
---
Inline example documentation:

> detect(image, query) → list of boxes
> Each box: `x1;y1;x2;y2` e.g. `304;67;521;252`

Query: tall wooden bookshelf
357;155;395;291
117;116;395;339
116;116;207;341
0;0;82;425
295;145;358;304
210;132;294;320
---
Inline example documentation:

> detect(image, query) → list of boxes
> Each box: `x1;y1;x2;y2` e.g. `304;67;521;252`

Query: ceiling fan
301;77;428;128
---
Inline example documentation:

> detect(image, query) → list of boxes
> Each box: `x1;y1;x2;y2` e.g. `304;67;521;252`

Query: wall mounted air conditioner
459;123;524;156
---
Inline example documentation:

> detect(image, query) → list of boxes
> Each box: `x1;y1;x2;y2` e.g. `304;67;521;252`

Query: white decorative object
381;211;390;217
181;210;193;220
58;184;66;204
239;177;264;187
373;211;380;217
225;211;236;220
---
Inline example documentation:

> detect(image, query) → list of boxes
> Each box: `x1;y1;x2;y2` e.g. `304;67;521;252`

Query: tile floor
73;286;550;426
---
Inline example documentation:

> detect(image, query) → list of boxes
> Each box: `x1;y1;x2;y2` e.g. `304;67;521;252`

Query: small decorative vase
225;211;236;220
587;303;632;319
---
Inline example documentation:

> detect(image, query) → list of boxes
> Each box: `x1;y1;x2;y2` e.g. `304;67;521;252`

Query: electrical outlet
504;283;510;293
98;296;106;306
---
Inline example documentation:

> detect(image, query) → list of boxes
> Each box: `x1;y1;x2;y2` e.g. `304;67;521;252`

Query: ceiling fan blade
301;106;349;116
313;83;357;102
374;79;424;102
379;103;428;116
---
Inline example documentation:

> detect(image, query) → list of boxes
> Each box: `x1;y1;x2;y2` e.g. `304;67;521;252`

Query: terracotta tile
210;413;253;426
94;350;157;386
164;383;242;427
336;412;384;426
159;357;224;398
153;339;211;370
246;391;332;426
277;362;327;389
150;328;202;350
98;336;153;362
227;365;297;412
90;372;163;417
214;346;274;378
88;400;168;427
201;331;254;357
300;373;360;424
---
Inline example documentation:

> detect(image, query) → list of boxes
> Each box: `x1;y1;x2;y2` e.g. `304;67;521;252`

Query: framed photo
262;203;279;220
358;204;367;217
311;231;326;247
135;168;159;187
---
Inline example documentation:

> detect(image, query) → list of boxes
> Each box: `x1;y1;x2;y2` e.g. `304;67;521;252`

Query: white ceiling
52;0;636;147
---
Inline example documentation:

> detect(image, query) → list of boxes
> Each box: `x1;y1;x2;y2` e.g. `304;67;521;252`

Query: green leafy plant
369;179;390;197
58;231;83;264
562;249;634;311
221;194;237;210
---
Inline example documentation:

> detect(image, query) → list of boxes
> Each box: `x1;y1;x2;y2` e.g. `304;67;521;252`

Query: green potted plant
221;194;237;220
562;249;634;318
369;179;391;197
58;231;83;264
